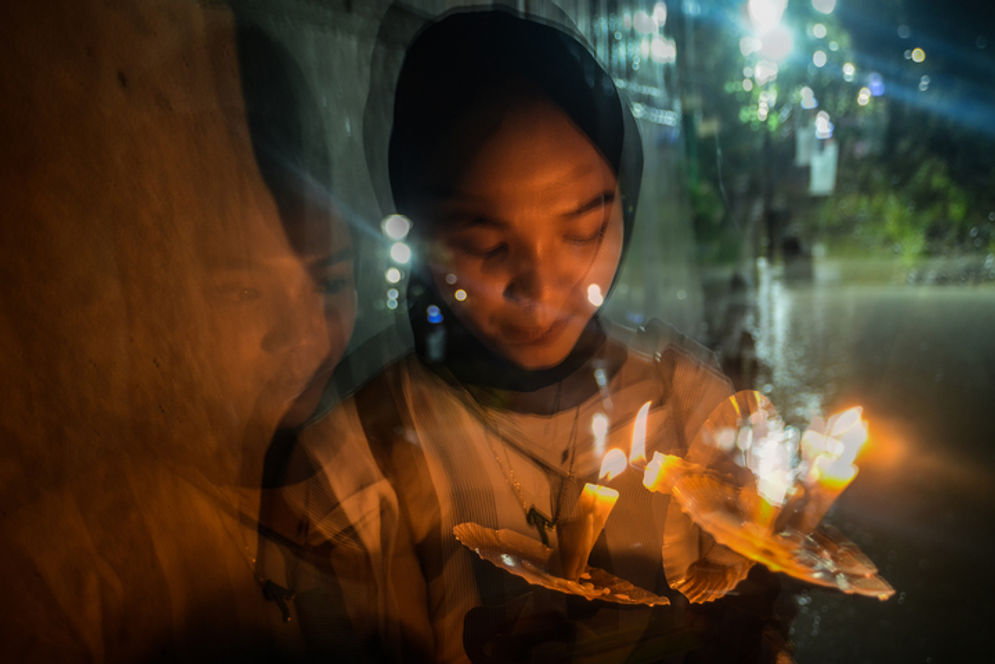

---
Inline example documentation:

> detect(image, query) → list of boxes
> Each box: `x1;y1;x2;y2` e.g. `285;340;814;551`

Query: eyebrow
562;190;615;218
309;249;354;268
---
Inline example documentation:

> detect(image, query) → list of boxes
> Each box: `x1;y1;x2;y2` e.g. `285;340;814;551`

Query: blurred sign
809;139;838;196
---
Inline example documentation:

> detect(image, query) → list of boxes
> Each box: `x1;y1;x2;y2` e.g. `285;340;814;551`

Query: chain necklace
459;383;581;546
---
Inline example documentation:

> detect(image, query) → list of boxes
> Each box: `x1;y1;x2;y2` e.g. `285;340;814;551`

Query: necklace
461;384;581;546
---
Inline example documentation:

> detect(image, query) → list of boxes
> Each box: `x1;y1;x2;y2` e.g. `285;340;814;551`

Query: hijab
389;8;643;397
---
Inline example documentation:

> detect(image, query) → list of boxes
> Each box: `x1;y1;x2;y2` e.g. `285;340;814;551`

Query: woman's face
419;99;623;370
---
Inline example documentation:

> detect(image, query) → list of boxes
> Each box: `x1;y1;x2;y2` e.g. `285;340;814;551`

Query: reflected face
200;206;333;432
418;100;623;369
277;210;356;428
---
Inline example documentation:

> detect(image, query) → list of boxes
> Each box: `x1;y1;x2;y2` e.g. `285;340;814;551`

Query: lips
499;315;570;345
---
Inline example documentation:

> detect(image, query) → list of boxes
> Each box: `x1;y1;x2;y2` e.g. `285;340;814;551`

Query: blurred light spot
743;65;754;78
454;288;467;302
381;214;411;240
592;413;609;456
811;0;836;14
634;10;655;34
676;289;687;300
748;0;788;34
426;304;443;324
386;288;399;299
815;110;834;138
897;25;911;39
904;48;912;60
445;273;457;285
501;553;516;567
828;40;839;51
857;87;871;106
653;2;668;27
812;50;827;67
593;368;608;389
385;267;401;284
812;23;827;39
743;78;754;92
587;283;605;307
754;60;779;85
800;86;818;109
919;74;930;92
386;298;398;310
650;36;677;64
911;47;925;63
740;35;761;57
842;62;856;82
760;24;793;61
389;241;411;264
868;72;885;96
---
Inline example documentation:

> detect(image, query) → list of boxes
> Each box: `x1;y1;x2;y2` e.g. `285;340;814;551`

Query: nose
261;275;329;365
503;242;557;308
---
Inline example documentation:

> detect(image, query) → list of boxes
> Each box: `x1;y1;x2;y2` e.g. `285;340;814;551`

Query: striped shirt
290;321;762;662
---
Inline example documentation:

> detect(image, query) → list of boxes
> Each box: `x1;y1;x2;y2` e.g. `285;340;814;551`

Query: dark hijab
389;8;643;396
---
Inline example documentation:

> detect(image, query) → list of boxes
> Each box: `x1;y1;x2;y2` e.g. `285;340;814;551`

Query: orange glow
599;448;628;481
813;406;869;490
583;482;621;504
827;406;869;464
630;400;651;465
641;451;682;492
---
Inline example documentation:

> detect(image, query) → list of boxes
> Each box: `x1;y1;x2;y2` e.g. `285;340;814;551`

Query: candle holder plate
670;472;895;600
453;522;671;607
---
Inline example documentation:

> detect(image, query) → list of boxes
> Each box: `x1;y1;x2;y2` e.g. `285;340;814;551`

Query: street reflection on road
752;260;995;661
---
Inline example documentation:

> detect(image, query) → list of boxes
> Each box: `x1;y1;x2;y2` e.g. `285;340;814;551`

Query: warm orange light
599;448;628;481
630;400;651;465
557;481;620;579
827;406;868;463
814;406;869;490
642;451;682;492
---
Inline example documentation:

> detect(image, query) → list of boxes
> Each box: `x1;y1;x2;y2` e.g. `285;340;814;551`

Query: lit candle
785;407;869;533
629;400;652;466
555;448;625;579
641;451;684;493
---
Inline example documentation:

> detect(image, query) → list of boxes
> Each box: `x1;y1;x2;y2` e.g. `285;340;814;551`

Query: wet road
753;272;995;661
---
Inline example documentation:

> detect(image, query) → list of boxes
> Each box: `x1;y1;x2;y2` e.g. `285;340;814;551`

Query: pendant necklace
462;383;581;546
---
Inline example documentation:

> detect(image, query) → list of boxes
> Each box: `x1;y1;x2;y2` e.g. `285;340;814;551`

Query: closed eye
569;190;615;217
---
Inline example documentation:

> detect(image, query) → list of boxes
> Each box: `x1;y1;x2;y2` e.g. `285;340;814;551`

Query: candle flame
827;406;869;466
599;448;628;481
630;401;651;465
813;406;870;488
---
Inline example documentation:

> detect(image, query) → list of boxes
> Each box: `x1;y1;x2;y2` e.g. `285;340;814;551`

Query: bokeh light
587;283;605;307
389;241;411;264
811;0;836;15
381;214;412;240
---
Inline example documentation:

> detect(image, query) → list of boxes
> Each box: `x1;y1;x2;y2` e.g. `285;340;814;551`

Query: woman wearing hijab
290;8;786;662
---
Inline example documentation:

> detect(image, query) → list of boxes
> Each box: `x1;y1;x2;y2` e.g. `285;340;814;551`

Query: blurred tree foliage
675;0;995;265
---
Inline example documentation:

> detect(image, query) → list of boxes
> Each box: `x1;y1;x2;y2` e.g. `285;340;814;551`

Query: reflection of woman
0;3;341;660
293;8;783;663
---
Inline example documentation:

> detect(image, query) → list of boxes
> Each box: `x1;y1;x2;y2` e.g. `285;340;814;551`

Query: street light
748;0;788;34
